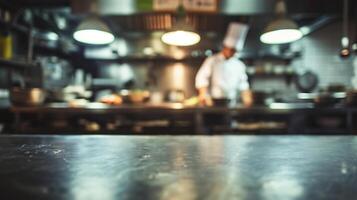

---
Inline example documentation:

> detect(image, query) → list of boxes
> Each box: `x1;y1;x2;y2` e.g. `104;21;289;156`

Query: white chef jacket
195;53;249;100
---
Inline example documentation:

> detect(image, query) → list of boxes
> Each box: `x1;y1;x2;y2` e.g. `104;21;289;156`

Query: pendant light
73;17;115;45
161;30;200;46
161;6;200;46
260;0;302;44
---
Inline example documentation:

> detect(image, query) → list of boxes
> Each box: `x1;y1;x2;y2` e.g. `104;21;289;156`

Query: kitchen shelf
247;73;295;84
248;73;295;77
85;54;300;63
9;103;357;134
0;19;28;34
85;55;207;63
0;58;38;71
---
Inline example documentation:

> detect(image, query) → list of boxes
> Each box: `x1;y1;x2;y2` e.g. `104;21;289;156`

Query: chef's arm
196;57;214;106
197;87;212;106
241;89;253;107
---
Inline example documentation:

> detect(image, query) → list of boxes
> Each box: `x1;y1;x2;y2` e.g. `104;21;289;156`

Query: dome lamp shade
73;17;115;45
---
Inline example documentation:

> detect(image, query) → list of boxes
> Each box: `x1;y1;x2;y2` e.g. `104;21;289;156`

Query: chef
195;22;253;106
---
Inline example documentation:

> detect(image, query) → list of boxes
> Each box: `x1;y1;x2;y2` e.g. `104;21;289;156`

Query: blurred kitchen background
0;0;356;134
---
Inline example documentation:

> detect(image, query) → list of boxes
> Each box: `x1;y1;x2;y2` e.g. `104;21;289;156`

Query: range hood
1;0;349;15
95;0;276;15
69;0;346;15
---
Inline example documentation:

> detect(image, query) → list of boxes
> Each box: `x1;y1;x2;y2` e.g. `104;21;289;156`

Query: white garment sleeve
195;57;214;89
237;61;250;91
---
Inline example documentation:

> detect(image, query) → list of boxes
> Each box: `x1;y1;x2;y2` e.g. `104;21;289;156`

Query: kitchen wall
291;21;354;88
88;20;355;100
0;19;353;99
96;60;200;98
253;21;355;95
0;69;9;88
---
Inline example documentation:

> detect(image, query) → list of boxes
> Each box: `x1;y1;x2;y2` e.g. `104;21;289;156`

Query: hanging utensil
352;5;357;54
294;71;319;93
340;0;350;58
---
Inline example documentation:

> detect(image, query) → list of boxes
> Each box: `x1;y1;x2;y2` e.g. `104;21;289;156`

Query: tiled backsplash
253;21;355;94
291;21;354;88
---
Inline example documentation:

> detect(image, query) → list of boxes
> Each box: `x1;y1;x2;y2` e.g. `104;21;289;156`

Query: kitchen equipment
213;91;270;106
315;116;343;129
120;89;150;104
353;6;357;55
150;91;164;104
48;89;77;102
339;0;351;58
313;93;341;107
0;28;12;59
327;84;346;93
33;30;59;49
47;85;92;102
212;98;230;106
10;87;46;106
312;84;347;107
250;91;269;106
345;90;357;106
298;90;346;107
99;94;122;105
295;71;319;93
165;89;185;103
233;121;287;131
38;56;73;90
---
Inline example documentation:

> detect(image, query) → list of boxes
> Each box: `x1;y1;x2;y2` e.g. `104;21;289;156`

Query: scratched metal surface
0;135;357;200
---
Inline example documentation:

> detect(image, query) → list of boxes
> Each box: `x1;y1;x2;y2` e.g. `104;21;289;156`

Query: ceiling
1;0;353;34
0;0;354;59
0;0;355;15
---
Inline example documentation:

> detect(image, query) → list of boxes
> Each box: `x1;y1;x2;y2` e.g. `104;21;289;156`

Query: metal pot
212;98;230;106
10;87;46;106
346;90;357;106
314;92;346;107
294;71;319;93
250;91;269;106
314;93;339;107
47;89;77;102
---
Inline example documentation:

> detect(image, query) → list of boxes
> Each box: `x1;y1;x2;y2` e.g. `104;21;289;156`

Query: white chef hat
223;22;249;51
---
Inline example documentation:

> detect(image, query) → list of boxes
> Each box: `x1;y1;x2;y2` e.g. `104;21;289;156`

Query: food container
120;89;150;104
10;87;46;106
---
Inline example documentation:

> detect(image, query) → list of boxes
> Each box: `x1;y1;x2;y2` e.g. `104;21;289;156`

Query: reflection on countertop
10;102;317;112
6;101;357;135
0;135;357;199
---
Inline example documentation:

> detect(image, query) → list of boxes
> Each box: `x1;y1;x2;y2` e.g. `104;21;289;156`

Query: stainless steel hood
1;0;352;15
70;0;348;15
95;0;276;15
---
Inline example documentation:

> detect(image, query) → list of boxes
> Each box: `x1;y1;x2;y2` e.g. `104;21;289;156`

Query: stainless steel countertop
1;135;357;199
